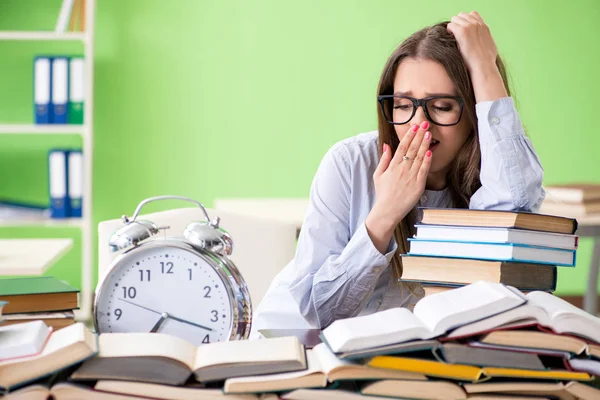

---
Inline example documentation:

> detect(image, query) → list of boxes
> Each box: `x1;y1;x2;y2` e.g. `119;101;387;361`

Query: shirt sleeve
470;97;546;212
288;143;395;328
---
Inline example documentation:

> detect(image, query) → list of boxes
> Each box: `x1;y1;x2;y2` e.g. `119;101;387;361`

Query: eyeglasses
377;95;464;126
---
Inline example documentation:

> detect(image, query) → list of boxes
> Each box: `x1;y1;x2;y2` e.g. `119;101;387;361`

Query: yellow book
367;356;592;382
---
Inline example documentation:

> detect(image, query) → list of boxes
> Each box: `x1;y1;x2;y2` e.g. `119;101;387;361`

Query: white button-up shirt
250;97;546;337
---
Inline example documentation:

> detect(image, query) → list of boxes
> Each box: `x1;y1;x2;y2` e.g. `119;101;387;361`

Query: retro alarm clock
93;196;252;345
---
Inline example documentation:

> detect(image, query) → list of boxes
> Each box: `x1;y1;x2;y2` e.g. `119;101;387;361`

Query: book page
322;308;428;352
223;349;323;386
312;343;347;375
193;336;302;371
0;322;92;367
98;332;196;369
414;282;525;335
527;291;595;322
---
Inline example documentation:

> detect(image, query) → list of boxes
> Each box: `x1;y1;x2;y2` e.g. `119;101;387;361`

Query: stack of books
401;208;578;296
541;183;600;217
0;277;79;330
5;281;600;400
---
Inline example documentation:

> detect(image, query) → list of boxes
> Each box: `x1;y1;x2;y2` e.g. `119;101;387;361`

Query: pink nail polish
426;150;432;157
425;131;431;140
421;121;429;130
412;125;419;133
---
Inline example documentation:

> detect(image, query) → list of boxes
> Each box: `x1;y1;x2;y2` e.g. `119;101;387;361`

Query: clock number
139;269;151;282
188;268;192;281
202;334;210;344
122;286;137;299
114;308;122;320
160;262;174;274
211;310;218;322
203;286;211;298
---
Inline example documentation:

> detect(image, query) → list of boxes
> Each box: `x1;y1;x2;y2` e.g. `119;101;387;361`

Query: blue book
48;149;69;218
34;56;52;124
50;57;69;124
408;238;576;266
67;150;83;218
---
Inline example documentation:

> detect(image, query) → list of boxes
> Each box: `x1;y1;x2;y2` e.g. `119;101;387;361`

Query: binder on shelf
50;57;69;124
48;150;69;218
68;150;83;218
68;57;84;124
34;57;52;124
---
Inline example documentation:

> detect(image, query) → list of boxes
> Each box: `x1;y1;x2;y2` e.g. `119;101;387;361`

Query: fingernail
412;125;419;133
425;131;431;140
426;150;432;157
383;143;389;153
421;121;429;130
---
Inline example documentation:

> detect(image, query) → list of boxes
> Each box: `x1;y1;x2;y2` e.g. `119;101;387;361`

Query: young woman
250;12;545;336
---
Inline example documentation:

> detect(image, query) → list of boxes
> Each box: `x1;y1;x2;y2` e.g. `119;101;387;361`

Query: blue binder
48;149;69;218
34;56;52;124
67;150;83;218
50;57;69;124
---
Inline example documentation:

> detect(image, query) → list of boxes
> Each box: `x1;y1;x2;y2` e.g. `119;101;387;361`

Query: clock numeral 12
160;262;174;274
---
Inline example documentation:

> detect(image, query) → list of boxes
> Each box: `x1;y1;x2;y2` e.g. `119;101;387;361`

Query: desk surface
0;239;73;276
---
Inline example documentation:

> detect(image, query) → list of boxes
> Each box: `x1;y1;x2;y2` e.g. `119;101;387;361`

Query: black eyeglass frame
377;95;465;127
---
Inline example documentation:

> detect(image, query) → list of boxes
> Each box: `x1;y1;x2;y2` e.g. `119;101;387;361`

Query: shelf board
0;218;83;228
0;238;74;276
0;124;84;134
0;31;86;41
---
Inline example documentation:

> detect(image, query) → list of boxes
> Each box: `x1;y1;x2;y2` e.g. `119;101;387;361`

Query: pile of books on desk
401;208;578;297
0;276;79;330
2;281;600;399
540;183;600;217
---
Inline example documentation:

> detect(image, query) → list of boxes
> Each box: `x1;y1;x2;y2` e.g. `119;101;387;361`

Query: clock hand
118;298;213;332
167;314;213;332
150;312;170;333
118;298;161;315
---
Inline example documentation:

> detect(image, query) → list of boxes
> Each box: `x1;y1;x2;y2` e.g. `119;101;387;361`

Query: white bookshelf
0;31;85;41
0;124;84;134
0;0;96;322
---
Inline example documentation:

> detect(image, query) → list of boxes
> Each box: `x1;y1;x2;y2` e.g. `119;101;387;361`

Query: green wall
0;0;598;296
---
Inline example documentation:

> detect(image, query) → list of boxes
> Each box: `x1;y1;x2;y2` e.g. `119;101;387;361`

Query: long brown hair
376;22;512;281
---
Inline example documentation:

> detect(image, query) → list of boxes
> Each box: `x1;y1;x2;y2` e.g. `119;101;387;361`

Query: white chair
214;198;309;236
97;207;298;307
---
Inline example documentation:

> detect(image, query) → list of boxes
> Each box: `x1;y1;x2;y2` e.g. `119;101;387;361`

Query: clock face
94;243;234;346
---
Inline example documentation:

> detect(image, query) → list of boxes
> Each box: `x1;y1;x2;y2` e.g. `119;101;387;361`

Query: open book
367;355;591;382
223;342;426;394
0;320;52;360
321;281;525;353
4;382;157;400
447;290;600;343
463;381;600;400
360;380;467;400
95;380;259;400
476;330;600;358
71;333;306;385
0;323;96;392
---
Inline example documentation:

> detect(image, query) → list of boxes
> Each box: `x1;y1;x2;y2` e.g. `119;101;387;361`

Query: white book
414;224;578;250
448;290;600;343
321;281;525;353
55;0;75;33
408;239;575;266
0;321;52;360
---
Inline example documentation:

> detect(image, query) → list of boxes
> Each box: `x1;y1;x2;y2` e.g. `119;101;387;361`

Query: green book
68;57;84;124
0;277;79;314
